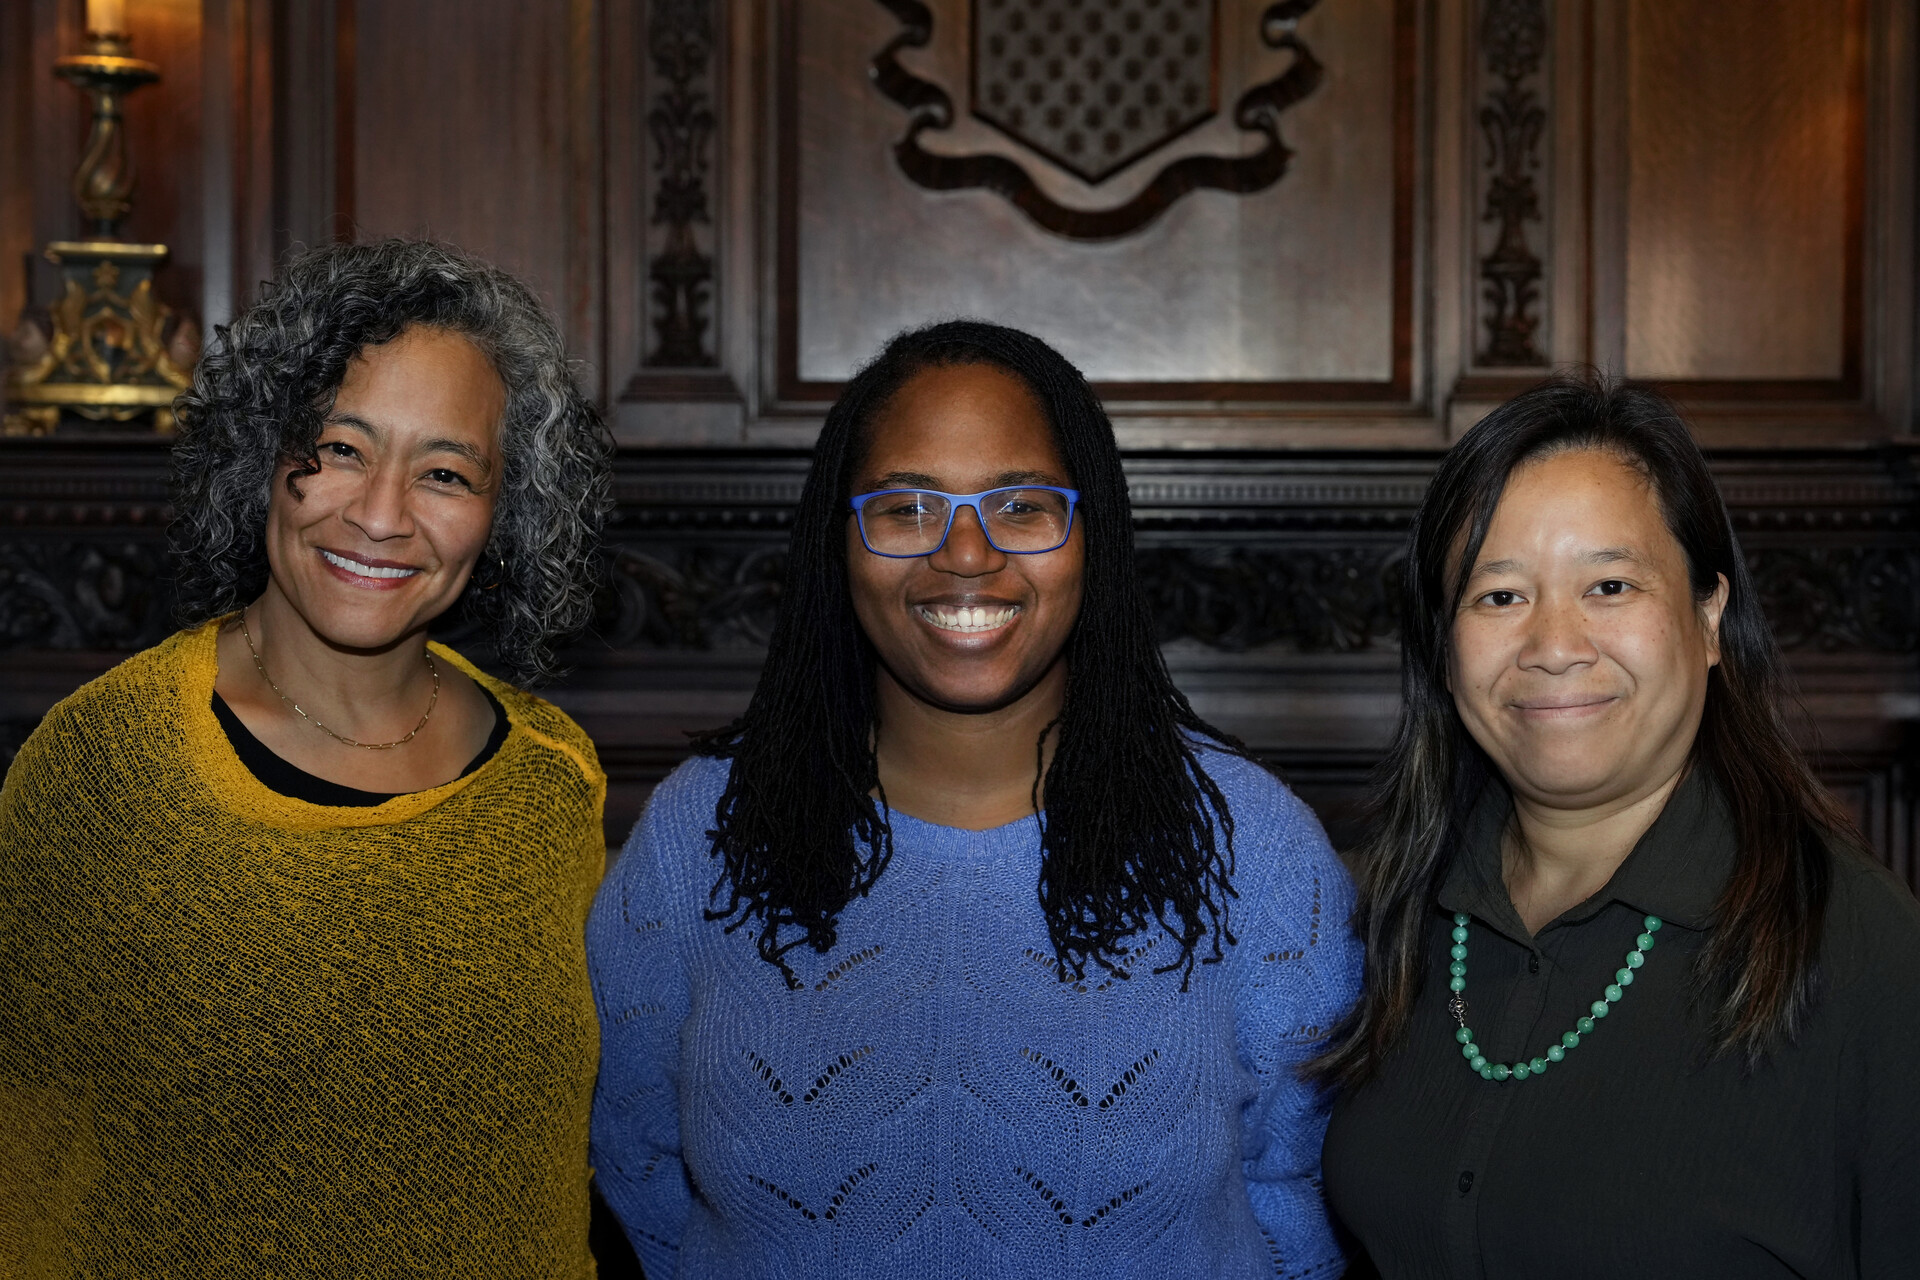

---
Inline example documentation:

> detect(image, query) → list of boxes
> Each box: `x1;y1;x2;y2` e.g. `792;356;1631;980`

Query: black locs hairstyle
168;238;613;683
695;320;1251;988
1313;373;1852;1086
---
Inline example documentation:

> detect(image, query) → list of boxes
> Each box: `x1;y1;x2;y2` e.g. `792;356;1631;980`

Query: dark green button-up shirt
1323;771;1920;1278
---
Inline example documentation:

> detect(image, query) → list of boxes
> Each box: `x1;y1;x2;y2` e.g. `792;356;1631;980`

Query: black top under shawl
210;685;510;807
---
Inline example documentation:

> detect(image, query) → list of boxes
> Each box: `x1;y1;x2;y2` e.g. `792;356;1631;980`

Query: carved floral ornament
870;0;1325;241
4;247;197;435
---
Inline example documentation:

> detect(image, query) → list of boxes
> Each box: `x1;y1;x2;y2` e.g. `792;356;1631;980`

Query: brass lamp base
3;241;197;436
2;31;196;437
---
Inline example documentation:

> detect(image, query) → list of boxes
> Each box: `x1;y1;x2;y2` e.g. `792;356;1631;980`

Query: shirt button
1458;1171;1475;1195
1528;954;1541;975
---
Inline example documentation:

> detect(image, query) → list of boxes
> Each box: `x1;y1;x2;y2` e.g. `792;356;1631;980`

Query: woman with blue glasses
586;320;1361;1279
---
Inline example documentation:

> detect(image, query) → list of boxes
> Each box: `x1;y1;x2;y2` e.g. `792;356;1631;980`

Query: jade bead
1455;913;1470;925
1449;907;1659;1086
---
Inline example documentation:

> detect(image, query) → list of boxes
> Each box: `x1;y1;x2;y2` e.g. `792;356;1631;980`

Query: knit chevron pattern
0;620;606;1278
589;749;1361;1279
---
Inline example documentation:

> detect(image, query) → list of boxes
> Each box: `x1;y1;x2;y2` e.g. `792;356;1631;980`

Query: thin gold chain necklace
238;611;439;750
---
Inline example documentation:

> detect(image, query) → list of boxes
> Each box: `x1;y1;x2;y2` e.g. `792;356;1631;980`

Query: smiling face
846;362;1086;715
262;325;506;652
1448;447;1728;814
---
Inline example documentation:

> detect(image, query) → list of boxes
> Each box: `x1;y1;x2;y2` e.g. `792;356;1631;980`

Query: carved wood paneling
1619;0;1866;395
868;0;1328;242
777;0;1418;406
1475;0;1546;366
641;0;719;368
7;450;1916;663
4;442;1914;880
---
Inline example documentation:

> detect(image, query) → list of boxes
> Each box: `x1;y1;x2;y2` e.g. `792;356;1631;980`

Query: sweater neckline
881;803;1046;858
181;617;520;831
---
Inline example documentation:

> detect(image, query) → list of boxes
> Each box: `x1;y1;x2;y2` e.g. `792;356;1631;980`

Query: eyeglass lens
858;488;1072;555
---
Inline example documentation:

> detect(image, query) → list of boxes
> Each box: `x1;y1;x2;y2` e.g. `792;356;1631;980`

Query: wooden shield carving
971;0;1218;185
872;0;1323;241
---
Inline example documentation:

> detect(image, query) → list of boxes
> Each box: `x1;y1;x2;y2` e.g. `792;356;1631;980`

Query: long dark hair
1313;373;1851;1085
695;320;1249;988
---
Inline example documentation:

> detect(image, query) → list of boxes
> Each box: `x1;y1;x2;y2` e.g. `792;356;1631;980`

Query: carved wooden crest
972;0;1218;184
872;0;1323;240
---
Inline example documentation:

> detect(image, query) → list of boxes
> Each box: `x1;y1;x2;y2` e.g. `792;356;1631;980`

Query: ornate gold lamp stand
4;16;198;436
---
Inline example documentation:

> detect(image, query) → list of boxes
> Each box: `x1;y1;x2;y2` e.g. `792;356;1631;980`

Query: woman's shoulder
636;753;733;835
1822;845;1920;984
1188;740;1330;844
603;754;731;897
431;646;605;787
1185;738;1350;894
1186;744;1360;1005
20;625;209;751
2;625;212;821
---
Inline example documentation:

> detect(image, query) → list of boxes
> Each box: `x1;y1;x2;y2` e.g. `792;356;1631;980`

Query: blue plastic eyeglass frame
848;485;1081;558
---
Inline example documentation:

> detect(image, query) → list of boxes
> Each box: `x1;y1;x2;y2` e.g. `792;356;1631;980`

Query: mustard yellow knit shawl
0;620;606;1278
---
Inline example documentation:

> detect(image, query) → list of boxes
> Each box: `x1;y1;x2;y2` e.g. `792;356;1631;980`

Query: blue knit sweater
587;748;1361;1279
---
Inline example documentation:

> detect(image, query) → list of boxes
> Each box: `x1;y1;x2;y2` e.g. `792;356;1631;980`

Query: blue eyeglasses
849;485;1081;558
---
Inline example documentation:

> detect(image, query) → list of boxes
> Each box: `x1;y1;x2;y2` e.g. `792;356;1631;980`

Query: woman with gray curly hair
0;239;614;1277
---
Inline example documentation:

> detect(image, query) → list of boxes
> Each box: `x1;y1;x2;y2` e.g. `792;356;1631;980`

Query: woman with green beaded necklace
1315;376;1920;1279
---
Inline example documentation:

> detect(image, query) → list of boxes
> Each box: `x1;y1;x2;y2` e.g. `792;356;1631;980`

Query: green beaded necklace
1446;911;1663;1082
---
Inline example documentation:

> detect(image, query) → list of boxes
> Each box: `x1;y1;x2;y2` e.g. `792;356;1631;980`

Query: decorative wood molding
1;443;1913;877
0;537;173;651
1476;0;1547;366
602;543;786;649
641;0;718;369
868;0;1325;242
775;0;1419;407
3;448;1914;657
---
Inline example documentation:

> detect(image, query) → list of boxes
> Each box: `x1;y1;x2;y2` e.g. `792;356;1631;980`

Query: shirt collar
1436;767;1736;944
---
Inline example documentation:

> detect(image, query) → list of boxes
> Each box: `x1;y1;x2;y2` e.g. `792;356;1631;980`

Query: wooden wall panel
22;0;86;317
120;0;211;317
1;0;280;339
3;0;1917;888
0;0;38;340
351;0;580;343
1623;0;1863;386
780;0;1414;399
4;445;1915;884
10;0;208;319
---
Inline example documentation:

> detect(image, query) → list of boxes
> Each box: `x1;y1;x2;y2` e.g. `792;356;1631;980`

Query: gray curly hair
168;238;613;683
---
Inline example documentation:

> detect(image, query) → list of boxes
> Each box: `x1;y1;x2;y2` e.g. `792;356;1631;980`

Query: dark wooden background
3;0;1916;894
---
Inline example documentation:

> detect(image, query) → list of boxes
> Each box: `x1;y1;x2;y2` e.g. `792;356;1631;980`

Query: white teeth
917;604;1020;634
321;549;419;580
